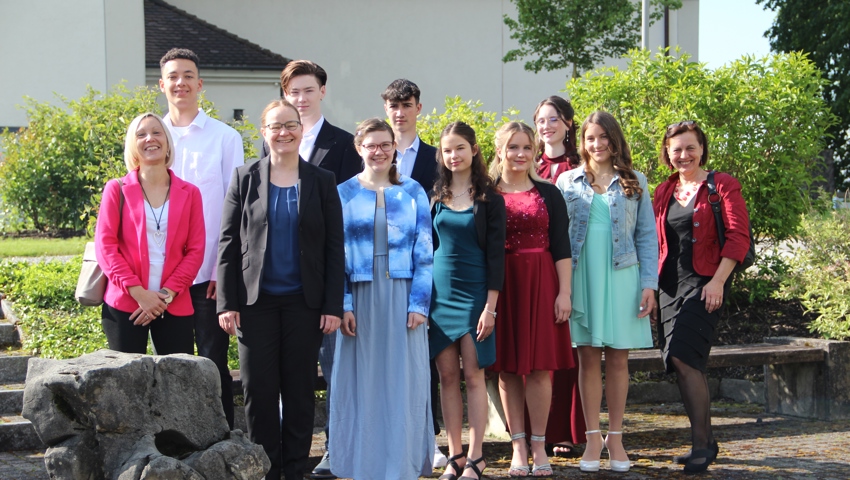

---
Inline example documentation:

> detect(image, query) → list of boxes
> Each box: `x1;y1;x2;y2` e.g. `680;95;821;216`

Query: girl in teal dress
429;122;505;480
556;111;658;474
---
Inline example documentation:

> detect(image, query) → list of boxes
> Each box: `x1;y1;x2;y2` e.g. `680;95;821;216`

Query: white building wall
163;0;700;130
0;0;145;128
1;0;699;132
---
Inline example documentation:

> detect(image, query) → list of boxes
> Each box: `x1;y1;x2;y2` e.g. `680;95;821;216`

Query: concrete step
0;352;30;384
0;385;24;414
0;323;19;348
0;414;44;452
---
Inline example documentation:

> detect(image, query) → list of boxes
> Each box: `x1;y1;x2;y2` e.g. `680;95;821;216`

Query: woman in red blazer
653;121;751;474
95;112;205;355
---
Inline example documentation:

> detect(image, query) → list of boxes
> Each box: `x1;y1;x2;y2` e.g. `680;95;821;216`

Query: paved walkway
3;402;849;479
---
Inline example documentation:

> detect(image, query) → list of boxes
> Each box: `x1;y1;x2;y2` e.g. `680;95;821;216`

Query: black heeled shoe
439;453;466;480
677;440;718;465
459;455;486;480
683;441;719;474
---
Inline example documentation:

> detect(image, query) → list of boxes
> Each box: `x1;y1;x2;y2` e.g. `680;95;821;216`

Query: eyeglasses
264;121;302;133
360;142;395;153
535;116;560;126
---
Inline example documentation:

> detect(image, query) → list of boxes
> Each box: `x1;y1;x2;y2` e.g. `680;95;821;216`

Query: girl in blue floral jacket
329;118;434;480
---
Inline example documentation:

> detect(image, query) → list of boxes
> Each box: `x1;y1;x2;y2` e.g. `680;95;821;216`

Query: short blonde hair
123;113;175;172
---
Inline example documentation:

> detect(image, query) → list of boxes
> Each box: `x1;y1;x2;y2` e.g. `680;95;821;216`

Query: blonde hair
489;121;543;182
124;113;175;172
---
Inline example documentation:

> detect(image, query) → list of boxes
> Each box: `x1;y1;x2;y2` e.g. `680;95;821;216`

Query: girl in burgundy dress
532;96;587;458
488;121;574;477
534;96;580;184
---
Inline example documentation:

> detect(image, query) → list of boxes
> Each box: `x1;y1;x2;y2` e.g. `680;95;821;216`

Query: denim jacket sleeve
408;184;434;316
634;172;659;290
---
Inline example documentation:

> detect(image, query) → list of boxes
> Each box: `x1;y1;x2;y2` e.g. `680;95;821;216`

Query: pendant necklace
141;180;171;247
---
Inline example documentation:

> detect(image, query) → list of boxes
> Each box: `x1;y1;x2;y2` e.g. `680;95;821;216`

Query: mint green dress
571;194;652;348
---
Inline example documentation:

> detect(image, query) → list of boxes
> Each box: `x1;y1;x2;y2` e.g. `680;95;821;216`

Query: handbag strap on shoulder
705;170;726;247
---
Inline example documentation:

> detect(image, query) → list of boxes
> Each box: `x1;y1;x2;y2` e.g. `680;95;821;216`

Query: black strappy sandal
459;455;486;480
439;453;466;480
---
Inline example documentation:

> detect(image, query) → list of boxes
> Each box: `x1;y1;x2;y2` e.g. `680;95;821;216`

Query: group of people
94;47;752;480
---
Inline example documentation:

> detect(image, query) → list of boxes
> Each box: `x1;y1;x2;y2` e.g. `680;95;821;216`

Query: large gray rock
22;350;269;479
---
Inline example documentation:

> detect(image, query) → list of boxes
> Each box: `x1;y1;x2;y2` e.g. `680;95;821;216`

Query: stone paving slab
4;402;849;479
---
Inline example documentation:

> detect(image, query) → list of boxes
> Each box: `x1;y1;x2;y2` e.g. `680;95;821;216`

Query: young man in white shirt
381;79;438;194
158;48;244;429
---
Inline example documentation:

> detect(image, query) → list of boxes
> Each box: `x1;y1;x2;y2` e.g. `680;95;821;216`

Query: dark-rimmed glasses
265;121;302;133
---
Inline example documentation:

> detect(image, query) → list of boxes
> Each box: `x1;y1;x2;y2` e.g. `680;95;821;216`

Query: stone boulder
22;350;269;479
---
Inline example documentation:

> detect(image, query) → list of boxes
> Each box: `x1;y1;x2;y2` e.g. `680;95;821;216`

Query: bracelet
484;308;497;318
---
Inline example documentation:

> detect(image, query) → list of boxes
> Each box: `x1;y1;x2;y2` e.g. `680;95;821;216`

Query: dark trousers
317;330;336;449
191;282;235;429
101;303;193;355
238;293;323;480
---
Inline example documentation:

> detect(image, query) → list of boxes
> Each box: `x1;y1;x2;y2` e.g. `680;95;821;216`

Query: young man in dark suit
382;79;438;194
261;60;360;185
261;60;357;480
382;78;446;471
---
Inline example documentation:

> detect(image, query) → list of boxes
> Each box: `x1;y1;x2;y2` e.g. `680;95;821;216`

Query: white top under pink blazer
95;169;205;316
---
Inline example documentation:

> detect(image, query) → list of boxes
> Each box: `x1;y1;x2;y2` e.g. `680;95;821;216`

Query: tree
0;85;257;234
568;49;837;243
757;0;850;188
503;0;682;78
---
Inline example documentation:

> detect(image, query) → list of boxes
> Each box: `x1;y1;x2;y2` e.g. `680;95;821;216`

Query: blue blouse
261;184;303;295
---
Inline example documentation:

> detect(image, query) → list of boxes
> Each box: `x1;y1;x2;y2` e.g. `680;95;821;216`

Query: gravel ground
3;401;849;479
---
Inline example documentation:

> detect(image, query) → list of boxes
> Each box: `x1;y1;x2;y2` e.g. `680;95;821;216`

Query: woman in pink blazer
95;112;205;354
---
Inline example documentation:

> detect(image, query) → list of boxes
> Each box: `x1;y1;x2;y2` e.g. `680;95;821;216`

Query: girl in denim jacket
329;118;434;480
556;111;658;473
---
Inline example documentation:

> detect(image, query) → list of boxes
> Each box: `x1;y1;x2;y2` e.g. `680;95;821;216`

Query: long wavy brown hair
433;122;493;204
579;111;642;199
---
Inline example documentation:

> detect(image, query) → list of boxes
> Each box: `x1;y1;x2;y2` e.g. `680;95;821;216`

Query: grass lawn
0;236;88;257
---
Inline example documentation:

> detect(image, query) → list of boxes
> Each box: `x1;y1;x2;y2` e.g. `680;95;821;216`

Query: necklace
674;181;700;202
141;181;171;247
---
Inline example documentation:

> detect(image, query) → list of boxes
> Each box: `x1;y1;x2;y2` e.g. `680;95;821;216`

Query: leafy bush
418;96;520;164
776;208;850;340
0;259;107;357
568;49;838;243
0;85;258;235
0;85;160;234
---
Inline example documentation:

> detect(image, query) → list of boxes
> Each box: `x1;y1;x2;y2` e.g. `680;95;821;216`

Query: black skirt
657;195;729;373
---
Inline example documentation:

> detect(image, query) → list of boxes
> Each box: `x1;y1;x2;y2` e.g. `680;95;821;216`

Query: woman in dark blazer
216;99;344;480
428;122;505;480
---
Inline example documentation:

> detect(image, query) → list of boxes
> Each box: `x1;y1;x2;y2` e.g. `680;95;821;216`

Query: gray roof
145;0;290;70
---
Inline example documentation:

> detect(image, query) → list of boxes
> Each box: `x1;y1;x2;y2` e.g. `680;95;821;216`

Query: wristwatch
159;289;173;305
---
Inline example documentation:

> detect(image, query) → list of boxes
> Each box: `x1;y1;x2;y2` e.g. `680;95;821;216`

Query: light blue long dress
571;194;653;348
329;207;433;479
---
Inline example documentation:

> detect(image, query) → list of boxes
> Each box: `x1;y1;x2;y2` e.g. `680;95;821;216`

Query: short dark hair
280;60;328;93
381;79;421;104
660;120;710;168
159;48;200;72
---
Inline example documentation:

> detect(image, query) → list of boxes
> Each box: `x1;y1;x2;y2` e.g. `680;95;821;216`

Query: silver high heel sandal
508;432;530;477
605;431;631;473
529;434;553;477
579;430;602;472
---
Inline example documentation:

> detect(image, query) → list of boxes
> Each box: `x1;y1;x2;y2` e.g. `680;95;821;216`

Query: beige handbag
75;180;123;306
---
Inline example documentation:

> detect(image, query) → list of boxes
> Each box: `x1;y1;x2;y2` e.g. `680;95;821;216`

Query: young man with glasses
158;48;244;430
